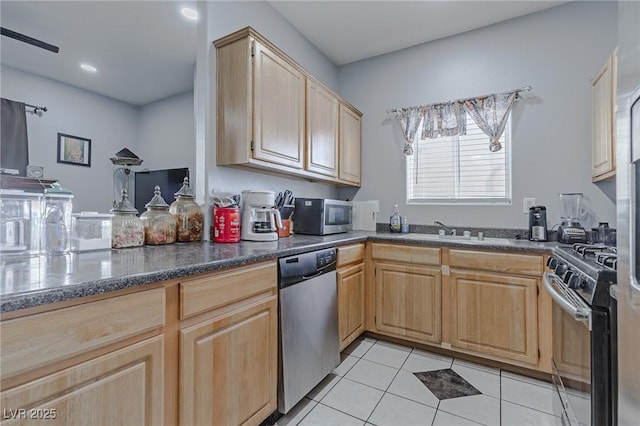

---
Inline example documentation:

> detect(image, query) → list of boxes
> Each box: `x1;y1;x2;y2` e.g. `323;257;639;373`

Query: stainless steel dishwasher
277;247;339;414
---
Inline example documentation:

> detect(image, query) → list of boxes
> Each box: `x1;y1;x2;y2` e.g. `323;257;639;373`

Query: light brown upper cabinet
214;27;362;187
253;41;305;169
592;50;617;182
216;33;304;170
339;104;362;186
306;80;339;177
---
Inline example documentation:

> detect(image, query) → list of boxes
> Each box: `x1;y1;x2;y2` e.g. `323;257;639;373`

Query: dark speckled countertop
0;232;560;313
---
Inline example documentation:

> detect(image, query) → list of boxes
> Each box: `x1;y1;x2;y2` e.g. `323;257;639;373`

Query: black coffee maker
528;206;548;241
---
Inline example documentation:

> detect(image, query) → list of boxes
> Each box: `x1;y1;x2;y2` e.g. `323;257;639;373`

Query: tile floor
276;337;573;426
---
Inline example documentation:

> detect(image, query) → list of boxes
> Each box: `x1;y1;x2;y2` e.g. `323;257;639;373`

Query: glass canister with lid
111;189;144;248
0;189;42;255
43;182;74;254
140;186;176;245
169;177;203;242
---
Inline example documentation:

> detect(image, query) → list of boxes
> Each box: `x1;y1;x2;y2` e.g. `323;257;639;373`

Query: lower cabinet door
180;296;277;426
337;262;365;350
449;269;539;365
374;263;442;344
0;336;164;425
552;303;591;382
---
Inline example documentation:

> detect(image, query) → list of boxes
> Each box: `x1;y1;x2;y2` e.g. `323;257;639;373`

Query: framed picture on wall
57;133;91;167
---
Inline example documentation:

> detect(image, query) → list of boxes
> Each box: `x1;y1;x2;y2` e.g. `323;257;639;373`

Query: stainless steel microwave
292;198;352;235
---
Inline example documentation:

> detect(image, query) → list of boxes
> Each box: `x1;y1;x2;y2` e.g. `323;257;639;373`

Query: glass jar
0;189;42;255
140;186;176;245
169;177;202;242
43;182;74;254
111;189;144;248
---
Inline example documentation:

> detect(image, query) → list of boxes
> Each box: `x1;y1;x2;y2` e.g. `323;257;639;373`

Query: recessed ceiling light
80;63;97;72
180;7;198;21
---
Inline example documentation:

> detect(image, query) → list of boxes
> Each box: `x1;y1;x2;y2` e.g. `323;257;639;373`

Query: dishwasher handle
302;270;324;280
279;248;337;289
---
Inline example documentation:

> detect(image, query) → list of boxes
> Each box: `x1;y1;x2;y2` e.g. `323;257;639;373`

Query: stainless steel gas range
543;243;617;426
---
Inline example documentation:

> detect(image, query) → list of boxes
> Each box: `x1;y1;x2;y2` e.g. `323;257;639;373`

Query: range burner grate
572;243;616;258
595;252;618;271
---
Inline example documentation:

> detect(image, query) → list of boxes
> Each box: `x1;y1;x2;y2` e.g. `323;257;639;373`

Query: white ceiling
269;0;571;65
0;1;198;106
1;1;570;106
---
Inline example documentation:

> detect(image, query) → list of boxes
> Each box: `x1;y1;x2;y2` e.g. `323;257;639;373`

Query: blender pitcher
557;193;588;243
559;193;584;224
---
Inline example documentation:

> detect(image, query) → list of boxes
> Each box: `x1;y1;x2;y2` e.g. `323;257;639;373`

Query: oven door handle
543;272;592;327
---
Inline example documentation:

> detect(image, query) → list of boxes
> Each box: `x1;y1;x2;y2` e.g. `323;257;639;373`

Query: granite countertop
368;232;558;253
0;231;559;313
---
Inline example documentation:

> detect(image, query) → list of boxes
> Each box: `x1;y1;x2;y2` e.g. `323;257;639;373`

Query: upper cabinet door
339;104;362;186
214;27;362;187
306;80;339;177
592;50;617;181
253;41;305;169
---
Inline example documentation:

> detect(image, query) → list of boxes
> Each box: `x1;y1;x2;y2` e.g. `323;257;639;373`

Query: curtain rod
25;103;47;114
386;85;532;114
1;27;59;53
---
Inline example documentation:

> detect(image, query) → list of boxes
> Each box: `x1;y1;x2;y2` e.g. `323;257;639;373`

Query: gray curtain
1;98;29;175
394;108;424;155
463;92;518;152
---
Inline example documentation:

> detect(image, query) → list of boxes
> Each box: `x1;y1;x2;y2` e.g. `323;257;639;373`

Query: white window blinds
407;115;511;204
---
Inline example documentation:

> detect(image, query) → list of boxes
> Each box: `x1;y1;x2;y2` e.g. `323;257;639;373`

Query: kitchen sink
397;233;535;245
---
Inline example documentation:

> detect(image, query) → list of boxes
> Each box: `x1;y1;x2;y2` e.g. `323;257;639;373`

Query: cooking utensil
280;204;295;220
275;192;284;208
283;190;293;205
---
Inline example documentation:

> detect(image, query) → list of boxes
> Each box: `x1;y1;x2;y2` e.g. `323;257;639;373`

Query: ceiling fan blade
1;27;59;53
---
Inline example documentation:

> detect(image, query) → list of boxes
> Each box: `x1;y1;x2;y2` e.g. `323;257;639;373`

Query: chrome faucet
434;221;456;236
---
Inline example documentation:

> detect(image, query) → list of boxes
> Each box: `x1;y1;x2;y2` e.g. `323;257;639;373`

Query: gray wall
137;91;195;173
194;0;340;220
1;65;138;213
1;65;196;213
337;1;618;229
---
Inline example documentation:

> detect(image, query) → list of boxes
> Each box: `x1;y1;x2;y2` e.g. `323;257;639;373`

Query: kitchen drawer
370;243;440;265
337;243;365;267
449;249;543;276
0;288;165;380
180;261;277;320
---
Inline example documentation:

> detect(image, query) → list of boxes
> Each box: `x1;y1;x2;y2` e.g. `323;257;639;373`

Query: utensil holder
277;219;291;238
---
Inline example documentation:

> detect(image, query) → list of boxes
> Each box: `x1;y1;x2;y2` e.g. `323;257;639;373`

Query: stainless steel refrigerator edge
615;1;640;424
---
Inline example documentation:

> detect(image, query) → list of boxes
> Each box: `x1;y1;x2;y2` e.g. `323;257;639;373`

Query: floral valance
388;86;530;154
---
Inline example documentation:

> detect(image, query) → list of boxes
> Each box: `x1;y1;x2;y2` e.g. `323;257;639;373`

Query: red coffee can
213;206;241;243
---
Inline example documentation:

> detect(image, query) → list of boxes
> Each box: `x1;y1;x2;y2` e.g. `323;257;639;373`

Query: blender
557;193;588;244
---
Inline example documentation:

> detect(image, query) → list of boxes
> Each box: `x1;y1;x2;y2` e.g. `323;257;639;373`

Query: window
406;115;511;204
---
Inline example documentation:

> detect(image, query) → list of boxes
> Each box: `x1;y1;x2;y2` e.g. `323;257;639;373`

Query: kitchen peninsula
1;232;558;425
1;232;553;313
